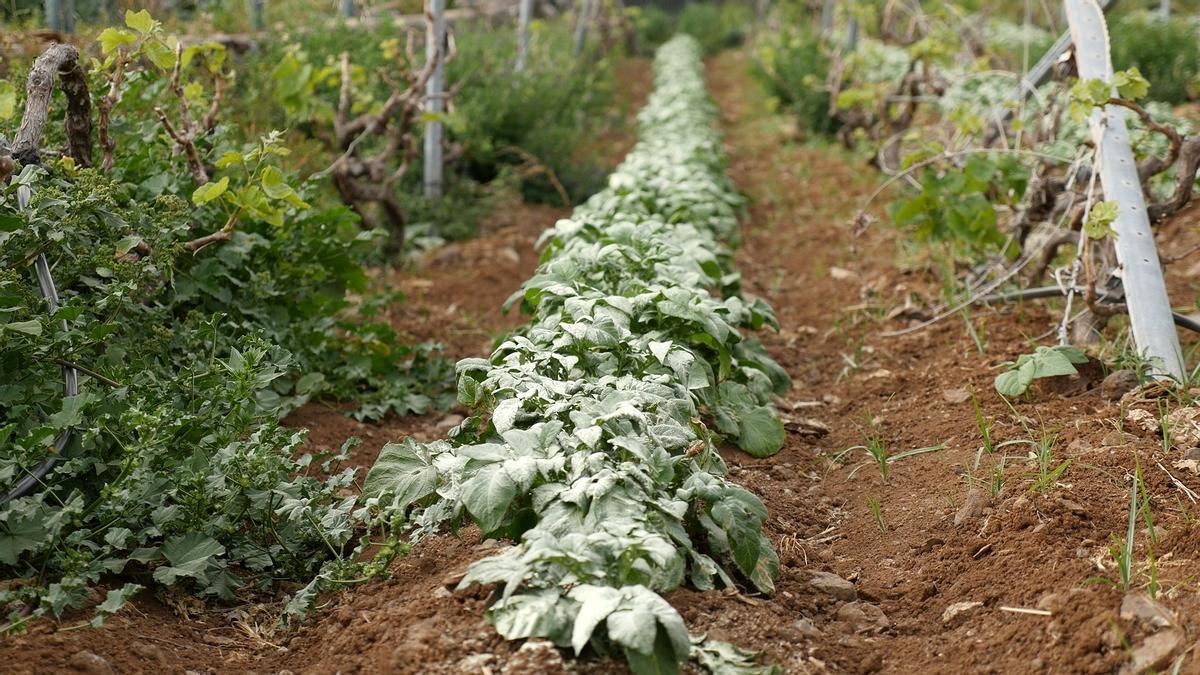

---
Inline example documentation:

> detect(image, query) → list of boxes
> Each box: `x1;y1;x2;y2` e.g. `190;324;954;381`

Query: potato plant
362;36;785;674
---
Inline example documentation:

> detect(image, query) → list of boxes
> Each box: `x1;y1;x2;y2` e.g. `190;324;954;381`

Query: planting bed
4;38;1200;675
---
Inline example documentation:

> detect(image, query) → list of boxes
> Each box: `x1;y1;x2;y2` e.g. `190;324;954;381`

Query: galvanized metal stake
573;0;593;58
44;0;74;33
516;0;533;72
424;0;446;199
1065;0;1185;380
820;0;835;36
249;0;266;30
341;0;356;19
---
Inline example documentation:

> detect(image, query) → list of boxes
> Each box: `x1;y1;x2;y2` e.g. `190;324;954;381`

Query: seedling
971;390;994;455
867;496;887;532
844;417;945;483
1028;426;1069;493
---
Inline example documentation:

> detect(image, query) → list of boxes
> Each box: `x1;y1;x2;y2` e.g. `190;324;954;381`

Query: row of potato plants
362;36;786;674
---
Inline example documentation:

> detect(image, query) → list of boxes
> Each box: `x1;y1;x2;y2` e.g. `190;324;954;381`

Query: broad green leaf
736;406;785;458
460;464;517;533
98;28;137;54
192;176;229;206
152;533;225;585
125;9;156;34
0;80;16;120
569;585;621;654
2;319;42;336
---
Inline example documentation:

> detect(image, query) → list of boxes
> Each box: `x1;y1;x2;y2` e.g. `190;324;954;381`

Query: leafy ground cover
4;2;1200;674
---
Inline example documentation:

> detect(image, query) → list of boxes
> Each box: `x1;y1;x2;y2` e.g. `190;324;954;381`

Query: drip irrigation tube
0;185;78;506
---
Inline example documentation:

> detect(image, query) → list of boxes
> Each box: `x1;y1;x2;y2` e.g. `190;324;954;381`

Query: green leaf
363;439;442;513
98;27;137;54
0;512;51;565
1;319;42;336
125;9;156;34
569;585;621;654
460;463;518;533
114;234;144;256
192;176;229;206
48;392;96;428
0;80;16;121
994;369;1025;397
90;583;143;627
1114;67;1150;101
1084;201;1119;240
152;533;225;586
737;406;785;458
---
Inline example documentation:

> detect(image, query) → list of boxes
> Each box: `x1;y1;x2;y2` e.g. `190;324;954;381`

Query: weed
867;496;887;532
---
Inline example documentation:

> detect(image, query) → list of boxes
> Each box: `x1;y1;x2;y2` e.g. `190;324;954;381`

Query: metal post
516;0;533;72
249;0;266;30
45;0;74;33
341;0;356;19
820;0;835;36
573;0;593;58
1160;0;1170;19
844;16;858;52
1065;0;1185;381
424;0;445;199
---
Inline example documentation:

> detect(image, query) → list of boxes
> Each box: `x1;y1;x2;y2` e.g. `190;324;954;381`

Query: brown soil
7;49;1200;675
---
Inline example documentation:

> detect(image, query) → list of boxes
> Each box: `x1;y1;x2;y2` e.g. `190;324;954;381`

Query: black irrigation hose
979;285;1200;334
0;185;78;506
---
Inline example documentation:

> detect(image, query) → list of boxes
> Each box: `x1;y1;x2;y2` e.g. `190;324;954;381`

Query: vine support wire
1065;0;1185;380
516;0;533;72
424;0;446;199
0;184;78;506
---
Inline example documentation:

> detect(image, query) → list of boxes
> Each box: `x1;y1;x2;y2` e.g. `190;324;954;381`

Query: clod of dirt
1125;409;1161;435
953;488;990;526
835;601;890;632
941;601;983;627
829;266;858;281
458;653;497;672
501;639;567;675
67;651;114;675
810;571;857;601
1100;430;1138;448
1165;407;1200;449
795;617;824;638
1120;593;1176;631
1101;370;1141;401
1122;630;1184;674
941;388;971;404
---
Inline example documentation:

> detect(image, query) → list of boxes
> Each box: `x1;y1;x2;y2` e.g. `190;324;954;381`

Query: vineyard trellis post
516;0;533;72
424;0;446;199
1160;0;1170;18
44;0;74;34
573;0;593;57
820;0;835;36
844;15;858;52
340;0;356;19
1064;0;1185;381
249;0;266;30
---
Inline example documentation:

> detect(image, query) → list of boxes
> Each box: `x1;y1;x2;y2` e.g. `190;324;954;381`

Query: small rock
1126;409;1161;435
436;414;465;429
794;617;823;638
498;247;521;264
941;601;983;627
1101;370;1141;401
954;488;989;526
67;651;114;675
1101;430;1137;448
433;586;453;599
458;653;496;672
1120;593;1175;631
859;652;884;673
941;388;971;404
810;571;857;601
836;602;890;631
501;639;567;675
1125;630;1184;674
1185;447;1200;461
829;266;857;281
